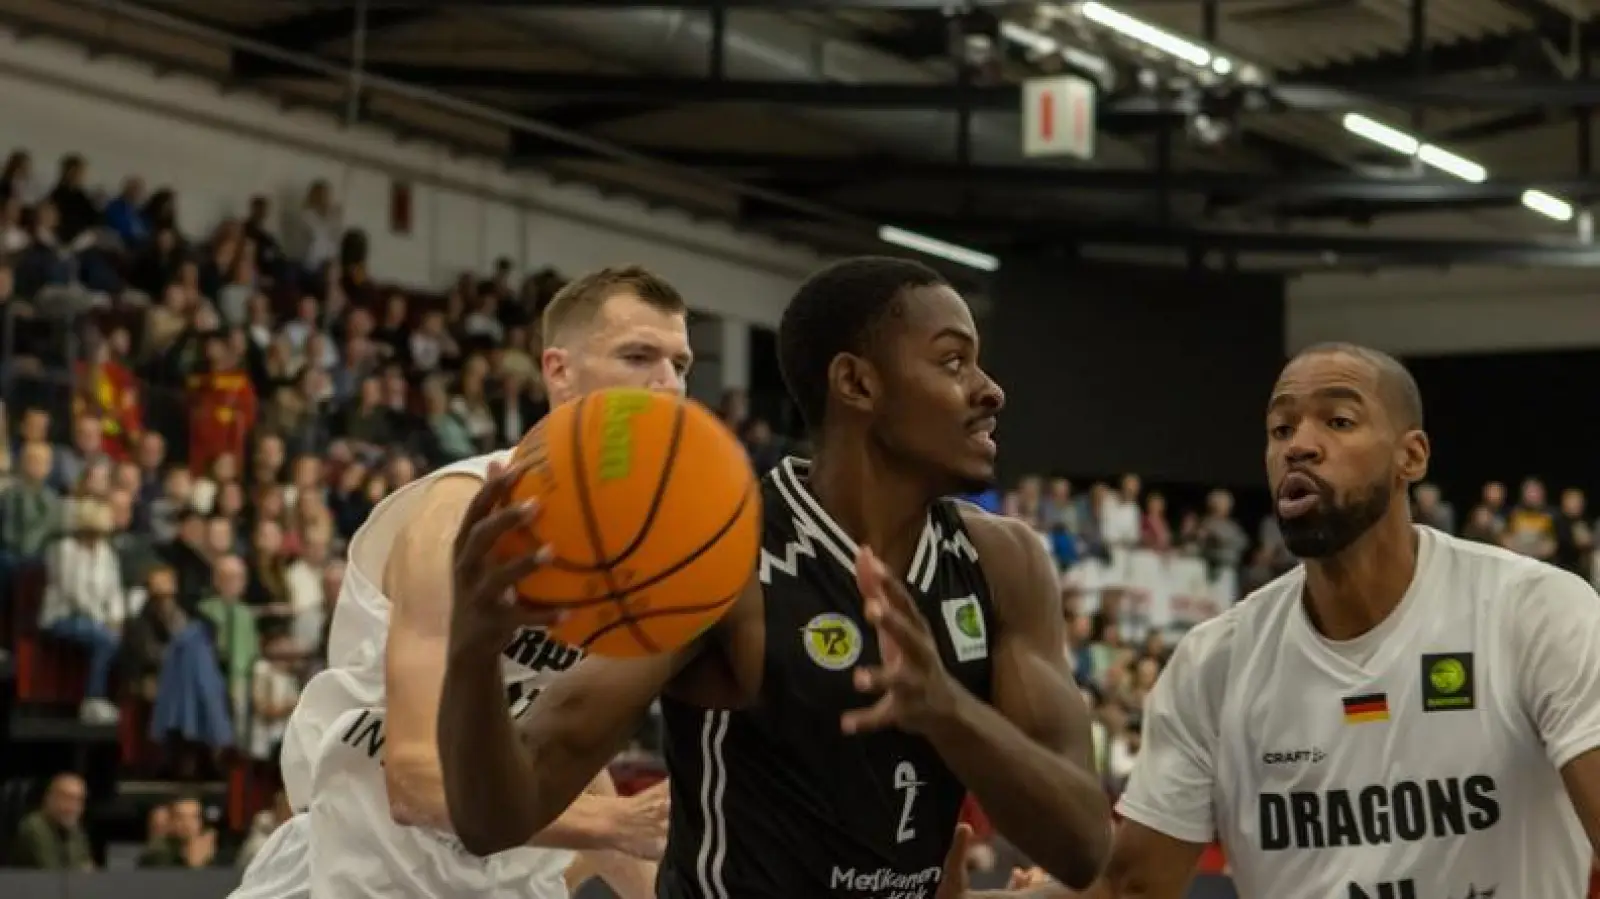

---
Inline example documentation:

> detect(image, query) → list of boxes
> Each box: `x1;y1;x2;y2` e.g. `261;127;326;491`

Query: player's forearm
926;690;1111;889
438;643;567;855
586;850;658;899
967;886;1077;899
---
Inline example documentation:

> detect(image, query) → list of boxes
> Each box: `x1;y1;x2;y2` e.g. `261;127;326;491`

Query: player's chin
947;458;998;495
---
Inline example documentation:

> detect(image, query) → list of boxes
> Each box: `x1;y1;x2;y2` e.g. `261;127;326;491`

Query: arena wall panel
0;28;814;329
1288;268;1600;356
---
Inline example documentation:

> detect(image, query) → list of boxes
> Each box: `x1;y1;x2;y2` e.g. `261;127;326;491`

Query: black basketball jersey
657;457;996;899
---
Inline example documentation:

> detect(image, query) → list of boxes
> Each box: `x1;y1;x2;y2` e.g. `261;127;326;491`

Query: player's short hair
539;265;686;347
1296;342;1424;431
777;256;948;433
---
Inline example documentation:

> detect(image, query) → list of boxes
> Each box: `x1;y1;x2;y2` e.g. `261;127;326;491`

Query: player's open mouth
1277;471;1322;519
968;417;998;456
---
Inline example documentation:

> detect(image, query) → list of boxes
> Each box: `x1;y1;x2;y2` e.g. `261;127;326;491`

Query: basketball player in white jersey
232;265;694;899
1004;342;1600;899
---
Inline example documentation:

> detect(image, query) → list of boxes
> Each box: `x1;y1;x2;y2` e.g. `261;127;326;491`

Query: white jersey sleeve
1512;565;1600;770
1115;616;1231;844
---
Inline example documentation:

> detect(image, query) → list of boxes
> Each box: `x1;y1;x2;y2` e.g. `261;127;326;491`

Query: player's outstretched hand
609;779;671;860
934;823;974;899
842;546;959;737
449;459;564;651
1007;866;1051;890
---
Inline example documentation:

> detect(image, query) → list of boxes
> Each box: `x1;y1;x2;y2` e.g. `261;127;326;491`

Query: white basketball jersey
234;452;582;899
1119;526;1600;899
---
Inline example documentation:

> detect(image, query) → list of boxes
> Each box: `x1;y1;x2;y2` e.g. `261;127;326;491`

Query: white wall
0;28;815;329
1287;267;1600;356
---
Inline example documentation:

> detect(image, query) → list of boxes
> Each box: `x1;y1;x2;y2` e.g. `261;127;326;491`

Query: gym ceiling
12;0;1600;273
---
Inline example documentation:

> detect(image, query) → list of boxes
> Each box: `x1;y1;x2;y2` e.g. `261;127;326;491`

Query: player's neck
806;447;931;582
1301;512;1419;641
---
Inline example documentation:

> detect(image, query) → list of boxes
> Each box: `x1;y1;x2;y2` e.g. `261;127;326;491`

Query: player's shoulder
952;501;1044;557
1422;526;1589;607
1169;565;1305;674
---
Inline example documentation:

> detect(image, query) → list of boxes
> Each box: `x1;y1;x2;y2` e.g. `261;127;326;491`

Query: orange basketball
492;388;761;657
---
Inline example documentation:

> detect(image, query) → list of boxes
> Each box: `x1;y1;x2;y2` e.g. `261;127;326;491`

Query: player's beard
1277;475;1392;559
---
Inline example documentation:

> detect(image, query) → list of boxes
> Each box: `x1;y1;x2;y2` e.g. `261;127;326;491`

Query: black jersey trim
773;456;939;590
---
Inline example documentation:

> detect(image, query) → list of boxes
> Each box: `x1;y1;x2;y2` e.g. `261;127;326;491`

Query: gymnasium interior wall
987;260;1286;488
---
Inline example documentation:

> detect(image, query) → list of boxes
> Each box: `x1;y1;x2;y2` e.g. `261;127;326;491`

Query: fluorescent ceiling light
998;21;1110;79
1080;2;1212;67
1341;114;1419;155
1522;190;1574;222
1416;145;1487;184
879;226;1001;272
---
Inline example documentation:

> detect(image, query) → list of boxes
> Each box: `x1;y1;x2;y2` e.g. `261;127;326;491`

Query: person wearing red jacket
187;333;257;474
74;336;143;461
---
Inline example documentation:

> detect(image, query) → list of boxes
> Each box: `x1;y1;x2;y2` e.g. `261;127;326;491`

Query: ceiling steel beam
245;8;427;50
235;56;1600;112
507;144;1600;203
879;219;1600;267
241;0;1020;8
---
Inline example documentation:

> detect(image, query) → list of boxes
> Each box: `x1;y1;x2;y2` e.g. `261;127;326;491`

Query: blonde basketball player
232;265;694;899
1005;344;1600;899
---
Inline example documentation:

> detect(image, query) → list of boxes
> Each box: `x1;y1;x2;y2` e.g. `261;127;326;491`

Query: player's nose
974;370;1005;412
644;361;686;395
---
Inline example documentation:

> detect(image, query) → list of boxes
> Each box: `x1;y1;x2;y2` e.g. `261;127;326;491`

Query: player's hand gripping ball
491;388;761;657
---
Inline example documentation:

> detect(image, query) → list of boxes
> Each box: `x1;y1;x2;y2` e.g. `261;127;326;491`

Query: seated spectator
451;353;498;452
246;519;292;619
48;154;99;245
14;200;79;295
103;176;150;250
120;565;185;704
200;554;258;732
409;308;457;375
284;521;332;653
290;179;342;277
0;149;43;207
144;565;234;757
337;375;395;456
188;333;259;475
137;795;220;868
154;500;208;590
2;194;28;253
7;773;93;870
74;331;144;462
39;499;125;723
1;440;64;560
248;625;302;761
107;486;158;587
422;375;475;464
1139;492;1172;552
242;195;286;284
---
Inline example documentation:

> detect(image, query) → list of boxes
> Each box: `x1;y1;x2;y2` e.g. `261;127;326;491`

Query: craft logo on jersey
1421;652;1475;712
939;596;988;663
803;612;862;671
598;389;651;482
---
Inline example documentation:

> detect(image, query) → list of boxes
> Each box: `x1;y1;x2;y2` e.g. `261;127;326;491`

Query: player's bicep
984;517;1091;764
383;479;475;765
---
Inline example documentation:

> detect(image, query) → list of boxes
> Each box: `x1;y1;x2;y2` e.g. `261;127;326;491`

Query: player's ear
541;346;572;399
829;352;878;416
1397;428;1429;484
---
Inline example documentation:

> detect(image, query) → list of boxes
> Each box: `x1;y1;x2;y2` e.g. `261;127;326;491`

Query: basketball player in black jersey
439;257;1110;897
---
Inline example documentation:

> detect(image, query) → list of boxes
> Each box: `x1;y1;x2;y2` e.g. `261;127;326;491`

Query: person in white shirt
231;265;692;899
1012;343;1600;899
39;499;126;724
